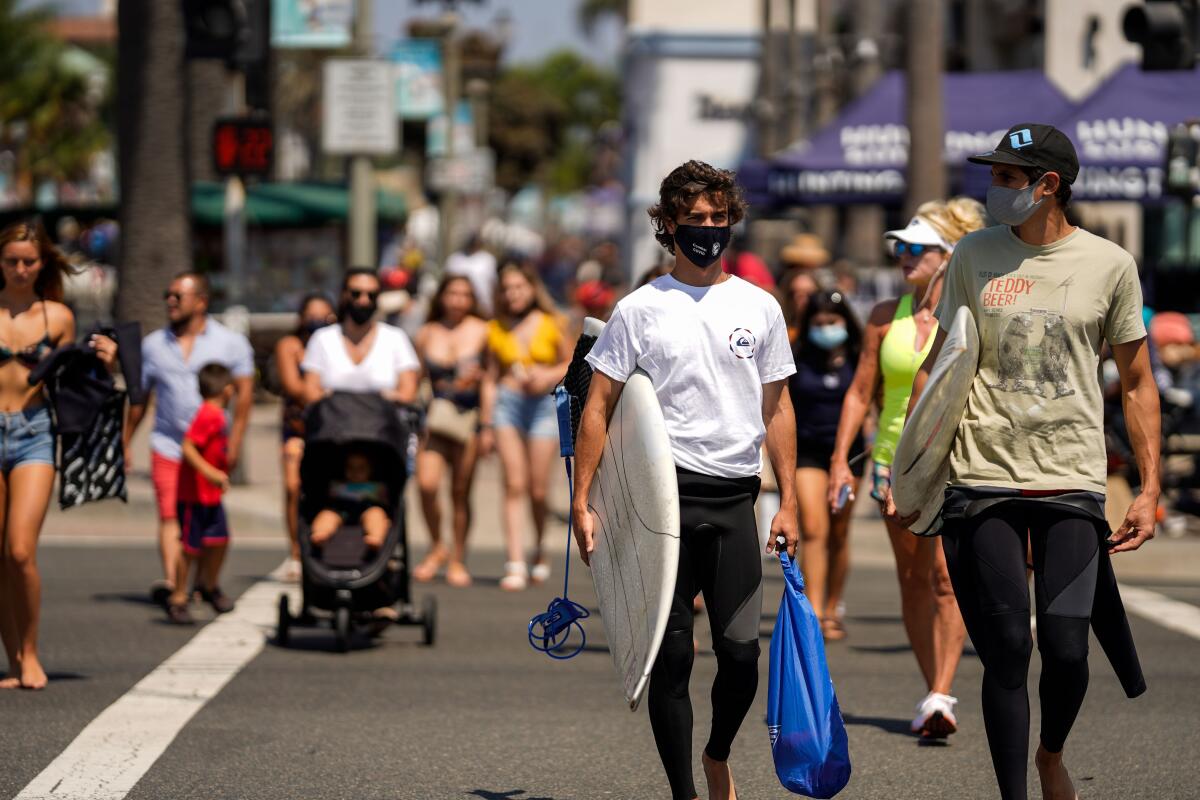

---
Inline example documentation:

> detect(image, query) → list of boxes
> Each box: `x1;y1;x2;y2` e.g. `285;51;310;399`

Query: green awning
191;182;406;227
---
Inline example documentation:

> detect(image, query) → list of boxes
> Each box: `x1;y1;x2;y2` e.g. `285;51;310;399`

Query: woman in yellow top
480;262;572;591
829;198;983;739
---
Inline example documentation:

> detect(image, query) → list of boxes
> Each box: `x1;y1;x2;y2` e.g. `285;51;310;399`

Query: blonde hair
915;196;986;247
495;261;560;323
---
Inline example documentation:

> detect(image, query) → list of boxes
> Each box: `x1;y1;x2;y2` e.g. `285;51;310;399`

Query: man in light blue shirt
126;272;254;605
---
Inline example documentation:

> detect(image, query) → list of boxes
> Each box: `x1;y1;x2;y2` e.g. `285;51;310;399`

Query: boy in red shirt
166;363;236;625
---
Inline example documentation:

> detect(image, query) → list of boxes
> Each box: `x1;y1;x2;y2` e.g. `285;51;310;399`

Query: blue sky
25;0;623;66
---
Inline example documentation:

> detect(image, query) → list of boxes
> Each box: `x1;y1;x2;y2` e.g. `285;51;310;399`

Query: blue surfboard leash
527;386;590;660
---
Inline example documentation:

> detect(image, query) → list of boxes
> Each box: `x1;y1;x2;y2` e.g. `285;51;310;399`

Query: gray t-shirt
936;225;1146;494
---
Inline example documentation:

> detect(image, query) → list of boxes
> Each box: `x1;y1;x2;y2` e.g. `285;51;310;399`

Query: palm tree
116;0;190;336
0;0;113;198
578;0;628;37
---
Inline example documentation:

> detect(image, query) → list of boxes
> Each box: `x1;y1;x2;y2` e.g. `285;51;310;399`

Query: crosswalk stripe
1120;584;1200;641
15;581;295;800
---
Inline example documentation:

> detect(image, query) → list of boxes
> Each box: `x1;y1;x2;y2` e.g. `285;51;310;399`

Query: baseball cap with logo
967;123;1080;185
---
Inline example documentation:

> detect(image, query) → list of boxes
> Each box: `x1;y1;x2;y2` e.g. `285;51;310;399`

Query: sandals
446;561;473;588
412;548;448;583
821;617;847;641
499;561;528;592
530;561;551;586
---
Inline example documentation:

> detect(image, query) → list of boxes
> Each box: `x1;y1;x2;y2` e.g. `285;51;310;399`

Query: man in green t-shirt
887;123;1161;800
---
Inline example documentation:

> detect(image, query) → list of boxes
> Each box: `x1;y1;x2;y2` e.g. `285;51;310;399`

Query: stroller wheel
421;595;437;647
334;606;352;652
277;595;291;647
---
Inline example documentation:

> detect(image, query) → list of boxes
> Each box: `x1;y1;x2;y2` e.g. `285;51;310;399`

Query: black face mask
673;224;731;268
340;302;376;325
301;319;331;337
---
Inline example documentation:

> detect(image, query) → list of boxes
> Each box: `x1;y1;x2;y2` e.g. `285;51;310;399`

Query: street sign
322;59;398;155
212;117;274;178
426;149;495;195
392;39;444;119
272;0;353;49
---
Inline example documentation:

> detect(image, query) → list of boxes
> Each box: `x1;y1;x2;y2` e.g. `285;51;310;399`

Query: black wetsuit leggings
942;503;1102;800
649;469;763;800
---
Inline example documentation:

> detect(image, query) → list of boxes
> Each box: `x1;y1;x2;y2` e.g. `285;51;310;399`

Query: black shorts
177;502;230;555
796;439;865;477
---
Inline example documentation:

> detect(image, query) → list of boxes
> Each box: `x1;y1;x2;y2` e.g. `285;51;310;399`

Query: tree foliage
577;0;629;37
0;0;112;189
488;50;620;194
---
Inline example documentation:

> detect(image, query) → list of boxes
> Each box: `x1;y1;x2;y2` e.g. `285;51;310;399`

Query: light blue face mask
809;323;848;350
986;180;1046;227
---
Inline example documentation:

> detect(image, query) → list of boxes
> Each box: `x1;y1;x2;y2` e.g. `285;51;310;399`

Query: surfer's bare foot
702;752;738;800
1036;744;1080;800
0;671;19;689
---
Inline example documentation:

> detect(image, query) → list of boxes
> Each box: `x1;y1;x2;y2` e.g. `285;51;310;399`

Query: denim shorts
494;387;558;439
0;407;55;472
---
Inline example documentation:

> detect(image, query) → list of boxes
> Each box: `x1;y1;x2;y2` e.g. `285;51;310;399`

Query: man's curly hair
648;160;747;254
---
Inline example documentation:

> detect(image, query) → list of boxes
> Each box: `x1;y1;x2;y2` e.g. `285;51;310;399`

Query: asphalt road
4;537;1199;800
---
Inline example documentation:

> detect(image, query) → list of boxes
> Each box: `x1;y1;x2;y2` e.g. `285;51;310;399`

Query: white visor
884;216;953;252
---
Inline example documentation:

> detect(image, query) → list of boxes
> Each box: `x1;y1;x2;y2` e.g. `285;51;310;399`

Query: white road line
1120;584;1200;641
16;580;296;800
40;534;287;550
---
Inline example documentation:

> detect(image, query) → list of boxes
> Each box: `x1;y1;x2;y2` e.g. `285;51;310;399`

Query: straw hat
780;233;830;269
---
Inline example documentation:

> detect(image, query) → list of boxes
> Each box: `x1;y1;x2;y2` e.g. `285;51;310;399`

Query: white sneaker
911;691;959;738
269;557;301;583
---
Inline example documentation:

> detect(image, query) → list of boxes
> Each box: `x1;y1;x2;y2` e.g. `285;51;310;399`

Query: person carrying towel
573;160;799;800
887;123;1160;800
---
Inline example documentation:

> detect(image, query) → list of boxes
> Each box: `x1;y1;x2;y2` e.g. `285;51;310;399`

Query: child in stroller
277;392;436;651
309;449;390;554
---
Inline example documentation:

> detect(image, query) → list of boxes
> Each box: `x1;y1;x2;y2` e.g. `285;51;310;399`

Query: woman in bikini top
411;275;489;587
0;220;116;692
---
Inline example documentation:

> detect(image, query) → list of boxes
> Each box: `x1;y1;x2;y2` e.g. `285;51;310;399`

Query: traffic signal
238;0;271;112
1123;0;1199;70
184;0;271;112
212;117;273;179
183;0;244;61
1165;122;1200;197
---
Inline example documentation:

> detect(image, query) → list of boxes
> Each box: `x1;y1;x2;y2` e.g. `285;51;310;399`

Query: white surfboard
891;305;980;536
584;318;681;710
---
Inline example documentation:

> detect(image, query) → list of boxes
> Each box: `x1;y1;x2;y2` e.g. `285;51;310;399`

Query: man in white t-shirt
574;161;799;800
444;234;497;316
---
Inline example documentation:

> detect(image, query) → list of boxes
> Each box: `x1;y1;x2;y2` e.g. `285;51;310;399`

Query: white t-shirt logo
728;327;756;359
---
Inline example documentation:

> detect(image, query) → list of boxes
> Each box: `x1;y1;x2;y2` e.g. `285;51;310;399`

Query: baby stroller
276;392;436;652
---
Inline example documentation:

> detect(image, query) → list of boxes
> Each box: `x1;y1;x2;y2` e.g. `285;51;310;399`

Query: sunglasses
894;242;940;257
162;290;192;302
348;289;380;301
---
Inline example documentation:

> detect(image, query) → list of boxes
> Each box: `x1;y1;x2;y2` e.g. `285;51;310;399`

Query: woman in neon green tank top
829;198;983;739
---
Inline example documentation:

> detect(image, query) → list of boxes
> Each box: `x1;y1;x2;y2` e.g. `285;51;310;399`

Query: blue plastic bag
766;552;851;797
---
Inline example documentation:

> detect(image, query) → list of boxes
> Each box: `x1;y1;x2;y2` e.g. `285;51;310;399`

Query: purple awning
756;70;1072;205
1056;64;1200;202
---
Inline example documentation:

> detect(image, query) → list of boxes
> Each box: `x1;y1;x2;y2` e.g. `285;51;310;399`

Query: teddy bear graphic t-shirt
935;225;1146;493
586;274;795;479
